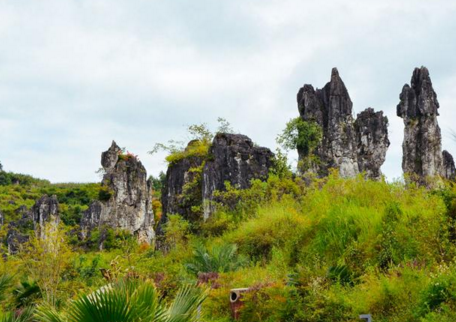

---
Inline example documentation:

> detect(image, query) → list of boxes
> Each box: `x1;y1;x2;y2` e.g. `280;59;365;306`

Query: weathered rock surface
354;108;390;180
397;67;442;178
32;195;60;239
81;141;154;245
0;209;3;226
160;141;204;231
5;195;59;253
297;68;389;179
442;150;456;181
397;67;451;183
202;133;274;219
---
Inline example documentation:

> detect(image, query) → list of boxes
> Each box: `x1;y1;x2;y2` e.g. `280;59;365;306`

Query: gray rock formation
82;141;154;245
397;67;442;179
32;195;60;239
297;68;389;179
397;67;454;183
160;141;205;231
0;209;3;226
354;108;390;180
5;195;59;253
442;150;456;181
202;133;274;219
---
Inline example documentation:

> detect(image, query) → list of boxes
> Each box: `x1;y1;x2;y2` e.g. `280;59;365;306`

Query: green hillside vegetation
1;166;456;321
1;118;456;321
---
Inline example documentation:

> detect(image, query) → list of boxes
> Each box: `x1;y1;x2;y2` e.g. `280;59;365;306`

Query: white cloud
0;0;455;182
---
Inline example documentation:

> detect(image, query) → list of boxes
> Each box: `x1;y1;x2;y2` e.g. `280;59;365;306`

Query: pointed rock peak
411;66;433;91
102;140;122;169
108;140;121;152
327;67;349;97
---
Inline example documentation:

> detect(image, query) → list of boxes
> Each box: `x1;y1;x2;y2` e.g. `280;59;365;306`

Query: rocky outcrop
397;67;455;183
442;150;456;181
5;195;59;253
354;108;390;180
160;141;205;231
0;209;3;226
297;68;389;179
81;141;154;245
397;67;442;180
31;195;60;239
158;133;274;229
202;133;274;219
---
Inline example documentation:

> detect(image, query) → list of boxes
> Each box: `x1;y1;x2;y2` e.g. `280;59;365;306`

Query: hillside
1;165;456;321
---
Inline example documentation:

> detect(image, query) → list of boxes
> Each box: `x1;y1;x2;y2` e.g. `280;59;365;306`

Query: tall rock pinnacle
397;67;454;182
81;141;154;246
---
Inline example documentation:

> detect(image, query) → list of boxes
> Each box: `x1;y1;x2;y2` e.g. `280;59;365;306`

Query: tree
0;161;3;172
20;224;73;306
276;117;322;155
36;280;206;322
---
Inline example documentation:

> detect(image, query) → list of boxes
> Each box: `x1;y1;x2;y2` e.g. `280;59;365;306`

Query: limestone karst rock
297;68;389;179
5;195;59;253
202;133;274;219
397;67;454;183
81;141;154;245
159;141;205;232
159;133;274;230
442;150;456;181
354;108;390;180
31;195;60;239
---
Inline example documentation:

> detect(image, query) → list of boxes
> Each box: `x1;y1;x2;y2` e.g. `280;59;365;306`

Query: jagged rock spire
82;141;154;246
355;108;390;180
297;68;388;179
397;67;444;182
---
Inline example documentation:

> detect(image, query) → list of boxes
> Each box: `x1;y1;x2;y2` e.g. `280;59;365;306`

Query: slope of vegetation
1;166;456;321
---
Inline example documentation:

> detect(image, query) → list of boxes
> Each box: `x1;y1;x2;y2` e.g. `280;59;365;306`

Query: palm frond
166;285;206;322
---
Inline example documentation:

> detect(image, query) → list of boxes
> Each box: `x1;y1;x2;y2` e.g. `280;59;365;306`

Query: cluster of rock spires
297;67;455;182
1;66;455;253
297;68;390;180
81;141;155;247
160;133;274;230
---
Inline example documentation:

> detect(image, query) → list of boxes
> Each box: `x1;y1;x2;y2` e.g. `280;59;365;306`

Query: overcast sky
0;0;455;183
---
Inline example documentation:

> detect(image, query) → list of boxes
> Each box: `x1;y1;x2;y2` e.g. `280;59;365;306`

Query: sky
0;0;455;183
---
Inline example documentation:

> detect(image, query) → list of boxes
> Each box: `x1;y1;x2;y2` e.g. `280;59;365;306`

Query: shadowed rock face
5;195;59;253
397;67;453;183
397;67;442;179
355;108;390;180
82;141;154;245
442;150;456;181
202;133;274;219
159;142;204;232
297;68;389;179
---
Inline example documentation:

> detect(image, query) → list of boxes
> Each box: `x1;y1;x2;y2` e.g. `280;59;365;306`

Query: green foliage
0;306;35;322
0;275;13;302
35;279;206;322
150;118;234;165
185;243;246;275
276;117;322;155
